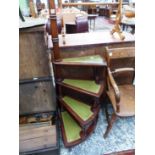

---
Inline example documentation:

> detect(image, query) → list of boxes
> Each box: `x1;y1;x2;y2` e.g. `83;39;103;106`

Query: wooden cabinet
99;7;111;18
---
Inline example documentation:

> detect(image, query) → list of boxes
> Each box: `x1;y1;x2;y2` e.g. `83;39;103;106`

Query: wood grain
19;125;56;153
19;28;50;80
106;46;135;71
58;31;135;48
19;121;51;130
19;81;56;115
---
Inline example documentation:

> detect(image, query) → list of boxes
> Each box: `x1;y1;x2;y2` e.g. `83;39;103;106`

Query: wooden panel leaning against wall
19;26;51;80
19;25;59;155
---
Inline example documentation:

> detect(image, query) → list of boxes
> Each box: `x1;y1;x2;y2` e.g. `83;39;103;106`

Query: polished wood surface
49;0;61;61
58;31;135;48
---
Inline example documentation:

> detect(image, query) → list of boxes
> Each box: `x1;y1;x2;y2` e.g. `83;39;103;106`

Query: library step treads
53;55;107;66
61;111;82;147
60;96;99;126
58;79;103;98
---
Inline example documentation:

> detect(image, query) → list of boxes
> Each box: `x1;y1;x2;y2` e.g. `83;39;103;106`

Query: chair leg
104;102;109;124
103;113;117;138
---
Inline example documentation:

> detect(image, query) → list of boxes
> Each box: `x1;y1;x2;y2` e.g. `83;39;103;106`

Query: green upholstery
61;111;82;143
63;96;93;121
62;55;104;64
63;79;100;94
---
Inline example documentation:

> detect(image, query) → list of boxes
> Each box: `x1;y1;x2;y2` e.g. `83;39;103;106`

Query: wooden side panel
113;70;135;85
59;45;105;59
19;81;56;115
108;47;135;59
106;46;135;71
19;125;57;153
110;58;135;71
19;30;50;80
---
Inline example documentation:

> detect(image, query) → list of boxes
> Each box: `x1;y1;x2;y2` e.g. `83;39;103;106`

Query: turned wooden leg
103;113;117;138
104;102;109;124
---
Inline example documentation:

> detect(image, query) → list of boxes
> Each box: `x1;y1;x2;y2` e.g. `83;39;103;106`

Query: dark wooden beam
48;0;61;61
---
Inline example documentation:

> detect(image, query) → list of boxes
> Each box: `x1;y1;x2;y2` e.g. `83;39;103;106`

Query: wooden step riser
53;54;107;67
54;65;106;83
60;98;100;127
57;82;104;98
58;86;98;104
53;61;106;67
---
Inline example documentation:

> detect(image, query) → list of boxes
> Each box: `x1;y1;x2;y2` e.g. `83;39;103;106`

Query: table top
65;22;76;25
88;14;99;17
88;14;99;20
58;31;135;48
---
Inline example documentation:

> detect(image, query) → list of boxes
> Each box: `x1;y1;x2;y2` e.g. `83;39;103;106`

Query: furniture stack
19;26;59;155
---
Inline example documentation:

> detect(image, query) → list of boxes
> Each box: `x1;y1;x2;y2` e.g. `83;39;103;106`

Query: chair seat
107;85;135;117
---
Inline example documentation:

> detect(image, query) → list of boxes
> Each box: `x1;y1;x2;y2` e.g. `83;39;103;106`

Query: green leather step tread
61;111;82;143
62;96;93;121
62;55;105;64
62;79;100;94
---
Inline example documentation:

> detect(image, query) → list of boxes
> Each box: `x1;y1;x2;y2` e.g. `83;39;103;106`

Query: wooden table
121;20;135;34
47;31;135;80
58;31;135;48
88;14;98;30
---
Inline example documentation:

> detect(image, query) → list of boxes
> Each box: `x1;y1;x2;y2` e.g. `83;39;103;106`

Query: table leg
93;19;95;31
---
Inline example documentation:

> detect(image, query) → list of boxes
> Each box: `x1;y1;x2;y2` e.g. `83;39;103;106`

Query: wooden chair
104;46;135;138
